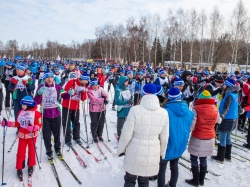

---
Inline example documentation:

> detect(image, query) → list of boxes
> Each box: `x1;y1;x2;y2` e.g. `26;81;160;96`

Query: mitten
68;88;75;96
22;80;28;85
37;87;46;95
1;120;13;127
10;78;18;84
127;100;133;105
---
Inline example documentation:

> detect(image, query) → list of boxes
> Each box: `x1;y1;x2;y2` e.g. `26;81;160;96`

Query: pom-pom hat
16;63;26;71
79;73;90;81
142;83;157;95
199;90;212;99
225;79;236;87
156;85;164;96
174;78;184;86
168;87;182;100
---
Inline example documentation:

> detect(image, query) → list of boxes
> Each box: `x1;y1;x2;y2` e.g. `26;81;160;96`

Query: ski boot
17;169;23;181
28;166;33;177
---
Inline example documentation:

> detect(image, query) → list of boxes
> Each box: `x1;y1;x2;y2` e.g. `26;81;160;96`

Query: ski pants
117;117;126;137
219;132;232;147
90;111;105;139
16;137;37;170
42;116;61;155
157;158;179;187
124;172;149;187
62;107;80;143
4;80;12;108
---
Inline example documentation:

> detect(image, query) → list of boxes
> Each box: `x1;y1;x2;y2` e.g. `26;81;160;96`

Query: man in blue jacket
157;87;194;187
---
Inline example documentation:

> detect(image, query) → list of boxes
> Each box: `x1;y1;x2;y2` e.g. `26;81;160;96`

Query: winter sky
1;0;250;45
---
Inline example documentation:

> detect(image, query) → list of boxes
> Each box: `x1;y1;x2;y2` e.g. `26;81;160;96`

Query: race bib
42;86;59;108
17;110;35;129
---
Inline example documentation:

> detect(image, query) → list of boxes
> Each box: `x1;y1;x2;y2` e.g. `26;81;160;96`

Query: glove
22;80;28;85
37;87;46;95
104;99;109;105
101;95;107;99
76;86;85;92
26;125;38;132
1;120;13;127
9;74;13;78
10;78;18;85
68;88;75;96
127;100;133;105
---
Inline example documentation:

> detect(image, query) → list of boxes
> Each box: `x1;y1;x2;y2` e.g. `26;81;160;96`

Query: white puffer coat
117;94;169;177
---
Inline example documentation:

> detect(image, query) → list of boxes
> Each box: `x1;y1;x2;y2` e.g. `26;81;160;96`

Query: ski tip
1;182;7;186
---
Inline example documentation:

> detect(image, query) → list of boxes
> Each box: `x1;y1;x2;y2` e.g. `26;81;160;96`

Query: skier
158;87;194;187
1;96;42;179
62;74;89;146
117;83;169;187
8;63;35;121
134;71;145;105
115;76;133;139
87;80;108;143
212;79;244;163
34;71;70;159
185;90;221;186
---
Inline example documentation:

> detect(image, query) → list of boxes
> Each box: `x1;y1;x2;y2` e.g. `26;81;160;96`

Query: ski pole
103;108;110;142
28;123;41;169
82;101;89;148
1;118;7;186
62;96;72;154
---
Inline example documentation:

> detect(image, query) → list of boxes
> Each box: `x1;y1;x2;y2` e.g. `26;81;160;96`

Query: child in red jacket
1;96;42;179
97;70;107;88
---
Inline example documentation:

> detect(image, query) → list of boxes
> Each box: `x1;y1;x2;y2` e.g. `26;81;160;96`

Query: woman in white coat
117;83;169;187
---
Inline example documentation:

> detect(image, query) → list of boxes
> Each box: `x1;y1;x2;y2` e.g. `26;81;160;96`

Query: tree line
0;0;250;70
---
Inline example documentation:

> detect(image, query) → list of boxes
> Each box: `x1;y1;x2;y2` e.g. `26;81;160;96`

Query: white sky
1;0;250;45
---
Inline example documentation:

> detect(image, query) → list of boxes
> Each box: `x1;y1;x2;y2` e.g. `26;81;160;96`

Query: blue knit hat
126;70;133;76
90;78;98;86
16;63;26;71
79;73;90;81
142;83;157;96
174;78;184;86
158;70;165;76
43;71;54;80
137;71;144;76
20;96;36;106
6;61;13;66
156;85;164;96
168;87;182;100
224;78;236;87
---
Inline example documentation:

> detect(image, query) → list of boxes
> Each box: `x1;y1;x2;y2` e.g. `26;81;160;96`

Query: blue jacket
219;92;238;120
164;100;194;161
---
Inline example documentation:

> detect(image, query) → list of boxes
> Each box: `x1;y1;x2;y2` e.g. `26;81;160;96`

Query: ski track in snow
0;82;250;187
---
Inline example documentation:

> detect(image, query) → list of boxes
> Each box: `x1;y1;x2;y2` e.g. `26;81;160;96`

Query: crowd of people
0;57;250;187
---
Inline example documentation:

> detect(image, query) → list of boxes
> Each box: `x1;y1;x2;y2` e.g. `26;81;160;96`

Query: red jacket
192;98;218;139
13;105;42;139
97;74;107;87
62;79;87;110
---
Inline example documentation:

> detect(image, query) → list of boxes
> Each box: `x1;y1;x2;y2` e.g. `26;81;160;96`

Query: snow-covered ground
0;82;250;187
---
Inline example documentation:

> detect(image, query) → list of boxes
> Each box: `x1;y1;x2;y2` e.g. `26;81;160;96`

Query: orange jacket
192;99;218;139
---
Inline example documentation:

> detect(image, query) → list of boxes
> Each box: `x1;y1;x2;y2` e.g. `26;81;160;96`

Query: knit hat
90;79;98;86
20;96;36;106
229;73;236;79
142;83;157;95
225;79;236;87
156;85;164;96
126;70;133;76
199;90;212;99
6;61;13;66
16;63;26;71
158;70;165;76
43;71;54;80
79;73;90;81
174;78;184;86
214;76;224;83
168;87;182;100
137;71;144;76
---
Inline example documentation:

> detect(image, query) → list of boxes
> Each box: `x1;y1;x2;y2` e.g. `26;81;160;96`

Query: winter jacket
117;94;169;177
97;73;107;87
12;105;42;139
164;100;193;161
218;86;243;132
8;74;35;100
34;83;70;118
192;98;218;139
62;79;87;110
115;76;132;118
87;86;108;112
